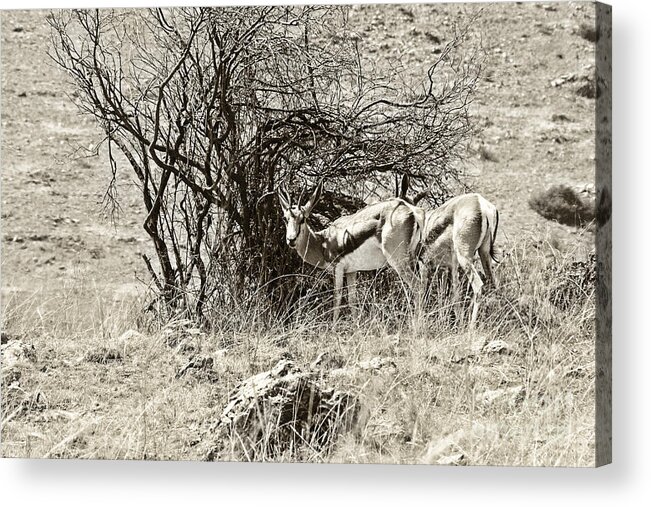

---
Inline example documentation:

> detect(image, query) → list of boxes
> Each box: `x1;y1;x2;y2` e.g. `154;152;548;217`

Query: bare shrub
48;7;482;325
529;184;595;227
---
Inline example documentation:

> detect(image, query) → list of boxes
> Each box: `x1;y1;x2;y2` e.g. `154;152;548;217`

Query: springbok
398;175;499;328
278;180;424;321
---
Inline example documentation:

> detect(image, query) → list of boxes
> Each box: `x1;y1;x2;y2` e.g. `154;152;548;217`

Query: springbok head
277;180;323;249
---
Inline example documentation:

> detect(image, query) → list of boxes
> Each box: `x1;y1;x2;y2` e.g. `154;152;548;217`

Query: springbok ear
277;185;291;212
400;174;410;200
303;179;323;215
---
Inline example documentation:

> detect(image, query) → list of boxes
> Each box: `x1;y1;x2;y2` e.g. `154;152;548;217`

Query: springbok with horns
398;175;499;328
278;180;424;321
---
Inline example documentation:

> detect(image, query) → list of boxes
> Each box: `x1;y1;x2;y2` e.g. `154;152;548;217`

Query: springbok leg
333;264;345;322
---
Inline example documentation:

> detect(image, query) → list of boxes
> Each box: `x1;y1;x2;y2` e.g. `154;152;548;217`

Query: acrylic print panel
1;2;611;466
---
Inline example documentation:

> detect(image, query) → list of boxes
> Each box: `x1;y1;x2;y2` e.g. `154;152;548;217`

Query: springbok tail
489;207;500;263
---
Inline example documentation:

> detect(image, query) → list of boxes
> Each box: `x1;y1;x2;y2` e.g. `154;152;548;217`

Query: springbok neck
293;221;329;269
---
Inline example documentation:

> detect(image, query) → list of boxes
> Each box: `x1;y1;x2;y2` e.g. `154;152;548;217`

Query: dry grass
1;236;596;466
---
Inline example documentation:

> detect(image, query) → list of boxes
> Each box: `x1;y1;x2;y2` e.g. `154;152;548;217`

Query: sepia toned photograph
1;1;611;466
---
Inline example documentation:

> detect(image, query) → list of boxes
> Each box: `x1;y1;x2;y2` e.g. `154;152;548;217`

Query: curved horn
277;183;292;210
400;174;410;200
303;179;324;215
412;189;430;205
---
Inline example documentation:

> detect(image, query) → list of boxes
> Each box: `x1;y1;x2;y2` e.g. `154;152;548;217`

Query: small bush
478;145;499;163
576;78;597;99
551;113;572;123
398;6;415;20
529;185;595;227
578;23;598;43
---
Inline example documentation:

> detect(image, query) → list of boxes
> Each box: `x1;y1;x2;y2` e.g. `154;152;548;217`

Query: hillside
1;4;596;299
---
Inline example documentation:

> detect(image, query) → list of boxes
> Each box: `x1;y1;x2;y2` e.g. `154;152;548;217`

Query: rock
22;390;48;413
113;329;145;354
424;31;442;44
423;428;465;464
310;352;328;370
311;353;394;378
550;73;577;87
2;364;22;389
482;339;512;355
176;355;218;383
436;453;467;466
357;357;397;371
449;335;489;364
1;331;12;344
116;329;144;344
161;319;205;353
450;352;478;365
470;335;488;353
476;385;525;407
329;356;397;378
1;340;37;368
84;347;123;364
574;182;596;198
564;365;589;378
207;359;359;460
33;409;80;423
423;423;497;464
309;352;345;371
2;387;48;422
